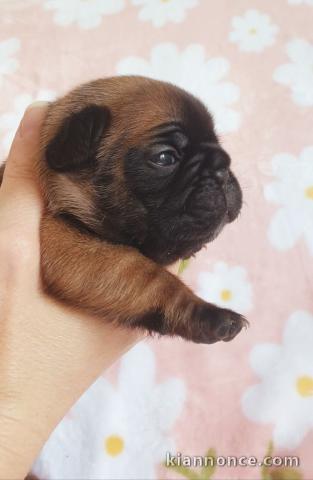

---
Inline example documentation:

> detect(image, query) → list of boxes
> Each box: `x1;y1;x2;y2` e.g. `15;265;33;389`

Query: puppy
3;76;247;344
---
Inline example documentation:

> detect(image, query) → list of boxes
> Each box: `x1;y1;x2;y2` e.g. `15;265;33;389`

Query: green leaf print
164;448;216;480
178;258;190;275
261;441;302;480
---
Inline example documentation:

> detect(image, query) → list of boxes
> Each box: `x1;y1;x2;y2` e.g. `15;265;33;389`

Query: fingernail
27;100;50;110
19;101;49;137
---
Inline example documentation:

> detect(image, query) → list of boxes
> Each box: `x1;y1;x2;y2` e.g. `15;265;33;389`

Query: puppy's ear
46;105;110;172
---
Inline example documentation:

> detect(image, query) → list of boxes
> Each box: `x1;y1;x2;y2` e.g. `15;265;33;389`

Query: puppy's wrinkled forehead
109;79;215;146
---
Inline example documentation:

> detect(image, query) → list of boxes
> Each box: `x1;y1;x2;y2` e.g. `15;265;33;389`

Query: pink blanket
1;1;312;478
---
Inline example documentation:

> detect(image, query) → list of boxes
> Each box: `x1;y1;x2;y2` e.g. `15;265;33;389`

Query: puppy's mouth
224;172;242;223
185;169;242;231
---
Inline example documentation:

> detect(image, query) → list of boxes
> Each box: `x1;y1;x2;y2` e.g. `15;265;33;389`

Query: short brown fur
2;77;247;348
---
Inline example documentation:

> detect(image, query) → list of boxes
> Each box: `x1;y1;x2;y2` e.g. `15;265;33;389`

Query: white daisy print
44;0;125;30
0;89;56;156
229;9;279;53
196;262;253;314
117;43;241;134
264;146;313;255
31;343;186;479
0;38;20;85
242;310;313;449
274;38;313;106
288;0;313;5
131;0;198;28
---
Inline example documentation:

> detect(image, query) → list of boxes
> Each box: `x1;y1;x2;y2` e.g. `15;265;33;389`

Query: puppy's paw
192;303;248;344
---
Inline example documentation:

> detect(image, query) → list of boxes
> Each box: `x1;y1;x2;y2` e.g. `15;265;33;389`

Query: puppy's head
41;76;242;265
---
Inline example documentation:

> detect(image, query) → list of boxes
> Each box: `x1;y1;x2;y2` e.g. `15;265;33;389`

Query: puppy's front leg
41;215;247;344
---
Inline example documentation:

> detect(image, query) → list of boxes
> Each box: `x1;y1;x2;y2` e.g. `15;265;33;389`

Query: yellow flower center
249;27;257;35
220;289;232;302
104;435;124;456
305;186;313;200
296;376;313;397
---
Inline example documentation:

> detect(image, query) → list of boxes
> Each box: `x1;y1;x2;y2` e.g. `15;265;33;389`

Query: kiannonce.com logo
165;452;300;468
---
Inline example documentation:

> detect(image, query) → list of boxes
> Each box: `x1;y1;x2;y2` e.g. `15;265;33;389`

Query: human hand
0;103;178;478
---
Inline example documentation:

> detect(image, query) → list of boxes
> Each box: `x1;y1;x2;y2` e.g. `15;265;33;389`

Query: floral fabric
0;1;312;479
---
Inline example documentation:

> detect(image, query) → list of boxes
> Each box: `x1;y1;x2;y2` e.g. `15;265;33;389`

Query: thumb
0;101;49;232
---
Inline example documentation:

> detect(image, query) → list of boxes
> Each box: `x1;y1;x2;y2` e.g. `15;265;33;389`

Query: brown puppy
3;76;247;344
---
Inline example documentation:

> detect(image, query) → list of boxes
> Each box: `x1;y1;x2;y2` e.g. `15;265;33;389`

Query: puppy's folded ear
46;105;110;172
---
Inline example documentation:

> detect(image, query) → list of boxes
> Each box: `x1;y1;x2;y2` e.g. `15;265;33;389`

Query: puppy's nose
214;168;229;185
211;147;231;171
209;147;230;184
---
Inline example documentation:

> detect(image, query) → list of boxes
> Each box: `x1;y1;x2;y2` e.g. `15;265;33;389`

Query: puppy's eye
152;151;177;167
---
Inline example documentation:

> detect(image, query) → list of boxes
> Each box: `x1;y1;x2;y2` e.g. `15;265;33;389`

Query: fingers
0;102;48;234
0;102;49;285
